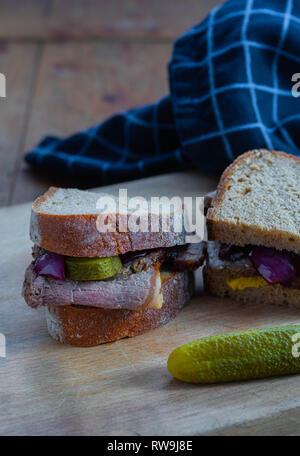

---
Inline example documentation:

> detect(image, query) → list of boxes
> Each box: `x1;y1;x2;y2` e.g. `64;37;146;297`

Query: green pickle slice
167;325;300;383
65;255;122;281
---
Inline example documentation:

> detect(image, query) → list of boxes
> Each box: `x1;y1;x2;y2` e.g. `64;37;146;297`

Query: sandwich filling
23;243;204;311
207;242;300;291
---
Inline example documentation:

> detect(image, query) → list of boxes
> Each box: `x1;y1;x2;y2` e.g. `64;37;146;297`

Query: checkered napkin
25;0;300;184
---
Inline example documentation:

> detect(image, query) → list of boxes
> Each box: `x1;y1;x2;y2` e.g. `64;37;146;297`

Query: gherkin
167;326;300;383
65;255;122;281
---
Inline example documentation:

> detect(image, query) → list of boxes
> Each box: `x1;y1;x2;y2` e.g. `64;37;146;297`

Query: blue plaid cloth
25;0;300;183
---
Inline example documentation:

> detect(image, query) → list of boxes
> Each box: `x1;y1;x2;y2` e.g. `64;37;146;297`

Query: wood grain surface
0;0;219;208
0;0;219;40
1;171;300;436
0;43;39;207
11;40;172;205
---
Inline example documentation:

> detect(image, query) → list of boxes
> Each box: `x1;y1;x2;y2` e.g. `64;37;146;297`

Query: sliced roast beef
23;262;163;311
170;242;206;271
118;248;165;277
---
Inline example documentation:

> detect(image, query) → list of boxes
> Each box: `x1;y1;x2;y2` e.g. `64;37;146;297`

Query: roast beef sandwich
205;149;300;308
23;187;204;346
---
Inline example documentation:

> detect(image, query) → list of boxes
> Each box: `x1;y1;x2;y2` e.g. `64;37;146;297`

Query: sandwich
23;187;205;346
204;149;300;308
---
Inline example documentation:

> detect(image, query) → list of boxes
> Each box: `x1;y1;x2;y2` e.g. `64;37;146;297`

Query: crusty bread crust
207;149;300;253
31;187;187;257
203;264;300;309
45;271;194;346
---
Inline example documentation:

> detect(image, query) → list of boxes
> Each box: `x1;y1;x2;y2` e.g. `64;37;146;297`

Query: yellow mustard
227;276;268;291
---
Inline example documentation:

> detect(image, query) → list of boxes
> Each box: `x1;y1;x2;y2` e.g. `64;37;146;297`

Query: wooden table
0;0;219;208
1;171;300;436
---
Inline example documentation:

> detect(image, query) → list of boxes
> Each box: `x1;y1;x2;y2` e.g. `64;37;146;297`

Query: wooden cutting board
1;170;300;436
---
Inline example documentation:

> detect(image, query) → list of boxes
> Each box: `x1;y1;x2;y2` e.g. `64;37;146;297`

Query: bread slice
204;242;300;308
45;271;194;346
207;149;300;254
30;187;187;257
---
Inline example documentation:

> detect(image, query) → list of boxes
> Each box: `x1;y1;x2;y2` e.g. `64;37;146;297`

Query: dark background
0;0;219;207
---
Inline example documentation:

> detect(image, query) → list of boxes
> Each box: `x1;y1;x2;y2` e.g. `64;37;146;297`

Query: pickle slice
65;255;122;281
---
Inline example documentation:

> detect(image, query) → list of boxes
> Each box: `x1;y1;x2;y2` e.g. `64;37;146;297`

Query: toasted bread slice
207;149;300;254
30;187;187;257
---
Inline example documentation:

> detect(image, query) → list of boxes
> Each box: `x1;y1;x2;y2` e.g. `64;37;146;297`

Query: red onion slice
34;252;65;280
249;246;295;284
